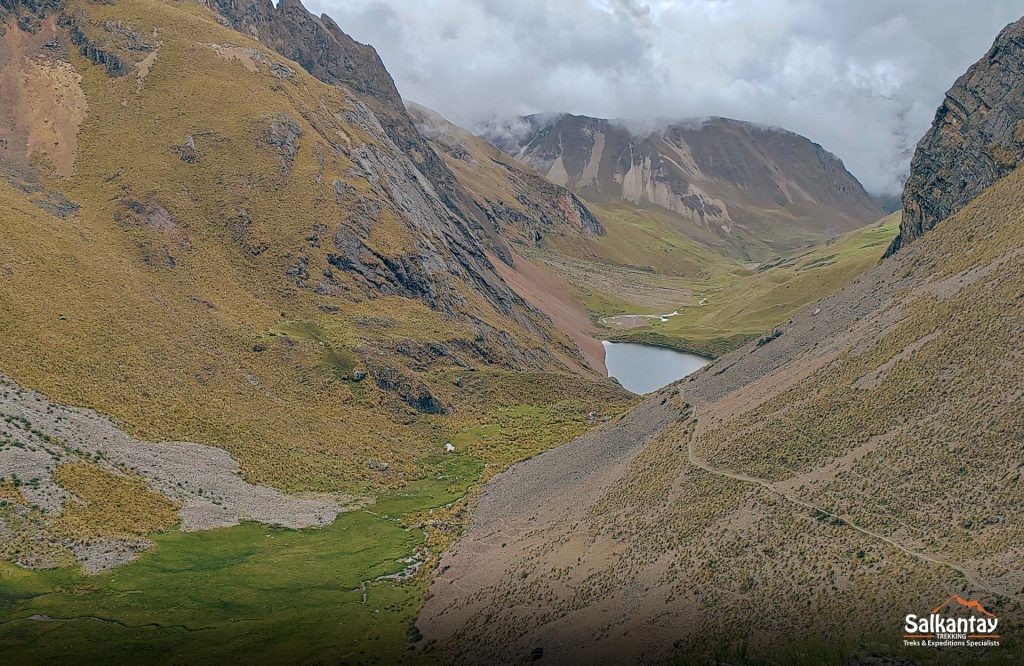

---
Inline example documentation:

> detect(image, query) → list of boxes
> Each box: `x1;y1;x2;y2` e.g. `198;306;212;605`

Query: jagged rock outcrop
192;0;593;370
207;0;400;107
207;0;472;227
407;101;606;248
888;16;1024;255
0;0;60;32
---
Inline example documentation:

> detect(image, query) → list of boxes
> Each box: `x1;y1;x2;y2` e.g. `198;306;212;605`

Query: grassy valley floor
535;210;900;357
0;455;480;664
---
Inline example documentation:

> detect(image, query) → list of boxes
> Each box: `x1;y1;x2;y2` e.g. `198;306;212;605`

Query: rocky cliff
486;114;884;259
408;102;605;245
889;16;1024;255
207;0;456;204
206;0;612;272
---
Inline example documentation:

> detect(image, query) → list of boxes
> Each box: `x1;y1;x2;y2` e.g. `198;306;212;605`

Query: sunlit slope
622;212;900;353
0;0;624;499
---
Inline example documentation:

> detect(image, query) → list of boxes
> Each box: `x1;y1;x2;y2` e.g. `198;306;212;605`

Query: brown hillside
486;114;885;260
419;146;1024;666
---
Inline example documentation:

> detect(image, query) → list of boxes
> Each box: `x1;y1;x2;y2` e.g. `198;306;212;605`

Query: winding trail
685;408;1018;604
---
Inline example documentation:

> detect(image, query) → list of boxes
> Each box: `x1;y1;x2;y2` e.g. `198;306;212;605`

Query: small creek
602;341;710;394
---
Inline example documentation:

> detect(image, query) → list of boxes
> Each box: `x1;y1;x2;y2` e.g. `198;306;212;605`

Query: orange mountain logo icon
904;593;1001;646
932;595;995;618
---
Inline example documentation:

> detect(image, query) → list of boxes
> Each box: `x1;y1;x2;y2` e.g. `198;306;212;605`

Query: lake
602;341;710;394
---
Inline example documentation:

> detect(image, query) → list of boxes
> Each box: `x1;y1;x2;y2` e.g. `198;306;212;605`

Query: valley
414;102;899;358
421;155;1024;666
526;210;899;356
0;0;1020;664
419;14;1024;663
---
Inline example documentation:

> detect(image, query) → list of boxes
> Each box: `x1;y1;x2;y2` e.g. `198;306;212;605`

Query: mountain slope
420;24;1024;663
407;102;613;370
420;134;1024;666
0;0;630;576
207;0;468;226
207;0;612;275
486;114;885;260
408;102;605;246
420;104;896;357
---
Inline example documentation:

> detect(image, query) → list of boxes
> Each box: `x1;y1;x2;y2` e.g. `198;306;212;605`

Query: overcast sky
306;0;1022;194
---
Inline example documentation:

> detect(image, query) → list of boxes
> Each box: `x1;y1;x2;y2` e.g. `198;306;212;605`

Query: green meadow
0;455;483;665
535;211;900;357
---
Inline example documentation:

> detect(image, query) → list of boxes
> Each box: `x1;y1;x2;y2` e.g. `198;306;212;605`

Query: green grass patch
448;403;607;468
270;320;358;380
590;213;900;354
0;454;483;665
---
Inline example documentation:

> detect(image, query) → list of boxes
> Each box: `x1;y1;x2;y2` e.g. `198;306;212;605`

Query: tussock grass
53;461;179;540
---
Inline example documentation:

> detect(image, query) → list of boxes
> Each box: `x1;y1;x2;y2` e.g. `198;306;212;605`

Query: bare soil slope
418;157;1024;666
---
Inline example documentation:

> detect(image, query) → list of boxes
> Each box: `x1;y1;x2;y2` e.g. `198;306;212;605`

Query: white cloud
305;0;1023;194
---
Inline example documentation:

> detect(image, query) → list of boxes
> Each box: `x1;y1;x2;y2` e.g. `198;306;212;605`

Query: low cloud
307;0;1023;194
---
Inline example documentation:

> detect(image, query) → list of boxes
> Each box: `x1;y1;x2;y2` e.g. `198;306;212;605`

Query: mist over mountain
483;112;884;260
1;1;1023;664
421;16;1024;662
309;0;1024;196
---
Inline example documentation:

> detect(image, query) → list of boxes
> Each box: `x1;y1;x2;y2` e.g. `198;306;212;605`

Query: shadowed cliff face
889;15;1024;255
486;114;885;260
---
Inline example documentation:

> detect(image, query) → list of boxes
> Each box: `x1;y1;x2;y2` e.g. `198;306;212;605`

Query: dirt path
685;406;1018;603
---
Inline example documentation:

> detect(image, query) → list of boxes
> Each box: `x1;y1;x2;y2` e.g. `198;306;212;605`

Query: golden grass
0;0;625;501
52;461;179;540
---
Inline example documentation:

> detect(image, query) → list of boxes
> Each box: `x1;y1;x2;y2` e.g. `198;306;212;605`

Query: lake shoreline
602;340;711;394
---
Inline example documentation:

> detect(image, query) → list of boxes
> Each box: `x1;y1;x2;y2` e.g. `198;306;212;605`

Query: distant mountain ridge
483;113;885;259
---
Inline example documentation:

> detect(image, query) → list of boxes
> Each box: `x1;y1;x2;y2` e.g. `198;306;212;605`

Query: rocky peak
888;16;1024;256
208;0;402;110
207;0;505;261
